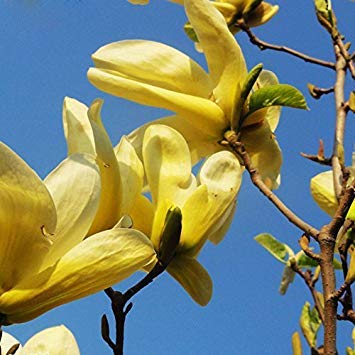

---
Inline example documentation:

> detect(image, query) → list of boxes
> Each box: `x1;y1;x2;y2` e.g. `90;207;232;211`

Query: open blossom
127;125;243;305
310;167;355;220
0;99;157;324
0;326;80;354
88;0;286;189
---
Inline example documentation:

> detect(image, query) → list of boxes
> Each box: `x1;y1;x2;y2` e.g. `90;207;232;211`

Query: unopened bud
158;206;182;266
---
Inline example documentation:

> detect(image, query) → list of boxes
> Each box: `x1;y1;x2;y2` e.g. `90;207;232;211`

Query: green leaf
291;332;303;355
184;22;198;43
233;63;263;130
346;251;355;284
296;252;342;270
279;265;295;295
254;233;292;263
299;302;322;348
245;84;308;119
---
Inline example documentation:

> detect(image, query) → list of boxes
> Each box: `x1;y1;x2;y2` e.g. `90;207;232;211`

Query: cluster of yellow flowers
3;0;351;350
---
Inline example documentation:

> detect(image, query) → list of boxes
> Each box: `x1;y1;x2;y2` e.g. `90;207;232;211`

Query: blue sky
1;0;354;354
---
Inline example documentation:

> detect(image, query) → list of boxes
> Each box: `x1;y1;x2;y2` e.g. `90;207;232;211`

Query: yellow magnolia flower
1;325;79;354
129;125;243;305
88;0;284;189
0;141;156;324
63;97;145;236
310;167;355;220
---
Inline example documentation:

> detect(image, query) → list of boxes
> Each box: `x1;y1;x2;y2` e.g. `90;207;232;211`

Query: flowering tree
0;0;354;354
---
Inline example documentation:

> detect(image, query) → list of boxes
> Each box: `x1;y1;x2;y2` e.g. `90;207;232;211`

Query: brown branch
301;139;332;166
333;35;355;79
299;234;322;262
102;261;166;355
331;44;348;200
236;20;335;70
308;84;335;100
224;132;320;240
318;182;355;354
291;262;325;323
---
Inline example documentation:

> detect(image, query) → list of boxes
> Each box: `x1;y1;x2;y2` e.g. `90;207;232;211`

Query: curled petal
91;40;212;98
115;137;144;217
128;115;222;166
41;153;101;270
0;143;56;290
167;255;212;306
179;151;242;255
23;325;80;354
0;228;156;324
245;2;279;28
310;170;338;216
143;125;196;206
185;0;247;119
63;97;121;234
240;122;282;189
87;68;226;137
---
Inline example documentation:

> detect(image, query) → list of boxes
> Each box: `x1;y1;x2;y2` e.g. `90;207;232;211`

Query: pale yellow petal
143;125;197;206
310;170;338;216
88;68;226;138
63;97;121;234
91;40;212;98
167;255;212;306
41;154;101;270
0;332;23;354
128;115;222;166
0;228;156;324
245;3;279;28
115;136;144;217
23;325;80;355
179;151;242;256
240;121;282;189
185;0;247;119
128;0;149;4
0;143;56;290
129;194;155;238
207;200;236;244
150;199;172;251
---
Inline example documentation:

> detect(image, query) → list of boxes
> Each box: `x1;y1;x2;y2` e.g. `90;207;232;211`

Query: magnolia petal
129;194;155;238
128;115;222;166
179;151;242;256
167;255;212;306
143;125;197;206
310;170;338;216
256;70;281;132
23;326;80;355
87;68;226;137
115;137;144;217
0;143;56;290
41;154;101;270
0;332;23;354
63;97;121;235
185;0;247;120
246;2;279;28
207;200;236;244
0;228;156;324
128;0;149;4
91;40;212;98
240;122;282;189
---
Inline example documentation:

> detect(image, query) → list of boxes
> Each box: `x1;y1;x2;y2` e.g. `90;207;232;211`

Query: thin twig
308;84;335;100
236;20;335;70
224;132;320;240
333;35;355;79
301;139;332;166
299;234;322;262
102;261;166;355
291;263;325;323
331;44;348;200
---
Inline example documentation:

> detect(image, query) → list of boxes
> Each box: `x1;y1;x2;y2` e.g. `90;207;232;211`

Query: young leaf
254;233;292;263
299;302;321;348
245;84;308;120
279;265;295;295
345;250;355;284
184;22;199;43
291;332;303;355
233;63;263;130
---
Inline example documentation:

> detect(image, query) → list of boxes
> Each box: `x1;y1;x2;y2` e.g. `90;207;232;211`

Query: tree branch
236;20;335;70
224;132;319;240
